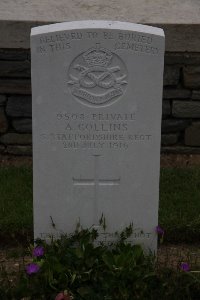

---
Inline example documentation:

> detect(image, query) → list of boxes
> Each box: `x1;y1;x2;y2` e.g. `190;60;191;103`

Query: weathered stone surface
31;20;165;251
192;90;200;100
0;1;200;52
161;146;200;154
6;145;32;156
12;118;32;133
185;122;200;146
0;95;6;105
0;61;30;78
161;134;178;145
162;100;171;117
161;119;190;133
165;52;200;65
0;144;5;153
6;96;32;117
163;88;191;99
163;24;200;52
0;79;31;94
163;65;180;86
0;133;32;145
183;66;200;89
172;101;200;118
0;49;29;61
2;0;199;25
0;107;8;133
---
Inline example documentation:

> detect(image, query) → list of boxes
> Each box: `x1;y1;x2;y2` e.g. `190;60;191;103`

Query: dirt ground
0;155;32;167
160;154;200;168
0;244;200;277
1;154;200;167
157;244;200;270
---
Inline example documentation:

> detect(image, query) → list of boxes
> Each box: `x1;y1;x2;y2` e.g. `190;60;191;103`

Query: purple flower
180;262;190;272
155;225;164;235
25;263;40;275
33;246;45;257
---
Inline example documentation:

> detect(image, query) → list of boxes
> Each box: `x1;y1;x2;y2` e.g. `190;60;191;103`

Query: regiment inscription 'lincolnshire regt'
31;21;165;251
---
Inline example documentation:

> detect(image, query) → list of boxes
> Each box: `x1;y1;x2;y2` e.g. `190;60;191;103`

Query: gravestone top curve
31;20;164;36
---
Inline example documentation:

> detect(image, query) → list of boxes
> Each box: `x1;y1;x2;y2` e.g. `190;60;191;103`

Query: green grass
0;166;200;243
0;167;33;244
159;168;200;243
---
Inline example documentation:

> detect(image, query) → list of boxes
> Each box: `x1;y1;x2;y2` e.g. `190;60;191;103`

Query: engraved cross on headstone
73;155;120;226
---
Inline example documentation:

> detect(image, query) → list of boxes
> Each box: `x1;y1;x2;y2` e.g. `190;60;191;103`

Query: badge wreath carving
68;44;128;106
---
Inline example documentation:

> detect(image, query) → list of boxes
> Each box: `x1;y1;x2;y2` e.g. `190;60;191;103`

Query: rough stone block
6;96;32;117
6;145;32;156
0;144;5;153
0;49;30;61
161;134;178;145
161;119;190;133
192;90;200;100
183;66;200;89
165;52;200;65
0;79;31;94
185;122;200;146
172;101;200;118
161;146;200;154
12;118;32;133
162;100;171;117
0;95;6;105
0;61;30;78
163;88;191;99
0;133;32;145
0;107;8;133
163;65;180;86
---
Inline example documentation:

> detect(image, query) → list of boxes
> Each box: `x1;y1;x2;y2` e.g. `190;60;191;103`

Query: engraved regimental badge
68;45;128;106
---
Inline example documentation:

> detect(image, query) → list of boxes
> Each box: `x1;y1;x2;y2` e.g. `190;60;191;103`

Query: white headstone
31;21;165;251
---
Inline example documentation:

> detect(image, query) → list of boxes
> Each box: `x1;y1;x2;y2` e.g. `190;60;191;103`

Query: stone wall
0;49;200;156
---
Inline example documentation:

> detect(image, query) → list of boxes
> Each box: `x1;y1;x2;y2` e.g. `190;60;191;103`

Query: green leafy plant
1;222;200;300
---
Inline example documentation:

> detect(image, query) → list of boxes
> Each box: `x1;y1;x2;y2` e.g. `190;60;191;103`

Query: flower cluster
33;245;45;257
21;227;195;300
155;225;165;244
180;262;190;272
25;246;45;276
25;263;40;275
155;225;164;236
